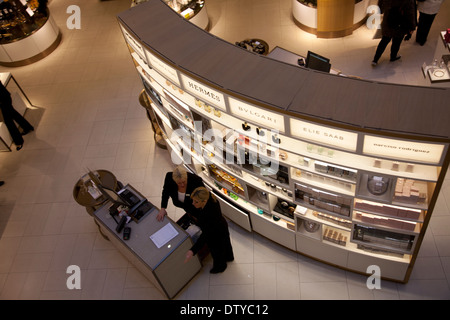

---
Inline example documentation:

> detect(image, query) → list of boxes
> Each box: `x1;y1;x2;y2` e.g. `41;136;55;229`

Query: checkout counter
75;171;202;299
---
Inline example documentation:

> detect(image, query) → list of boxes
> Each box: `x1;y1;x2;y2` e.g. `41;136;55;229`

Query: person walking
372;0;417;66
416;0;445;45
0;82;34;151
185;187;234;274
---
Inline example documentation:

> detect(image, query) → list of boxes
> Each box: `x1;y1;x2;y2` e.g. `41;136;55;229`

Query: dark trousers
416;12;436;45
373;35;404;62
209;232;234;270
0;102;33;146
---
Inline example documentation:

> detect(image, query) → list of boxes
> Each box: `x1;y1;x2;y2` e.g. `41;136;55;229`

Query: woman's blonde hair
190;187;216;203
172;165;188;183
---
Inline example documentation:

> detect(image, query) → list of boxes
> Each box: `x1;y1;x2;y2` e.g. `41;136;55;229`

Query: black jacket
379;0;417;38
189;195;230;255
160;171;204;214
0;82;12;108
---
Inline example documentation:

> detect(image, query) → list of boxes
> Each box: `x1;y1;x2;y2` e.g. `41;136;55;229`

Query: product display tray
428;67;450;83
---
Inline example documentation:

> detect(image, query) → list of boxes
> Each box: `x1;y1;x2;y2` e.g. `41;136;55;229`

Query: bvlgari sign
180;74;226;111
290;119;358;151
229;97;285;132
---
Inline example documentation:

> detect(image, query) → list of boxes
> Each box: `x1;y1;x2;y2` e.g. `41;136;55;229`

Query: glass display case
0;0;59;66
164;0;204;19
353;224;416;254
0;0;47;44
295;183;352;218
207;164;245;198
131;0;207;26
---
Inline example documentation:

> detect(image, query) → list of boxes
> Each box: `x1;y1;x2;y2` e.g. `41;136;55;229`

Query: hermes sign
290;119;358;151
145;49;180;86
180;74;226;111
363;135;445;164
229;97;285;132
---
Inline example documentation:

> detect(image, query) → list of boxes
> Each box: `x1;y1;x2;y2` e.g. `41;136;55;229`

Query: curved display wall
118;0;450;283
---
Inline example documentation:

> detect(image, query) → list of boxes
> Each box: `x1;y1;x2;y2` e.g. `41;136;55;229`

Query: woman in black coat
372;0;417;66
185;187;234;274
0;82;34;150
157;165;205;221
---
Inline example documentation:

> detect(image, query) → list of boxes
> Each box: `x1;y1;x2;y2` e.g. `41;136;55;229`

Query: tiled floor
0;0;449;300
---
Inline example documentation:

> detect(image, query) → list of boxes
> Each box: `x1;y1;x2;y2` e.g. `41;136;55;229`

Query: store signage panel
363;135;445;164
229;97;285;133
180;74;226;111
145;49;180;86
290;118;358;151
120;25;145;60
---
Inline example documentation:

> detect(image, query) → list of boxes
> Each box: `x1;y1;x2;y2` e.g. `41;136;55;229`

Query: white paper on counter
149;223;179;248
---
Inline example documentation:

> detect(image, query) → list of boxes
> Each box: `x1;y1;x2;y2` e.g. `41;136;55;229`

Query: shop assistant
185;187;234;274
157;165;205;221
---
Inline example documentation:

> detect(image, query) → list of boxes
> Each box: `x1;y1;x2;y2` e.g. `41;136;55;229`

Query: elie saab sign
290;118;358;151
229;97;285;133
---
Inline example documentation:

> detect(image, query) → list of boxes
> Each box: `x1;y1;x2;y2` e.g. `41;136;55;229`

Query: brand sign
363;135;444;164
180;74;226;111
145;49;180;86
229;97;285;132
120;25;146;60
290;119;358;151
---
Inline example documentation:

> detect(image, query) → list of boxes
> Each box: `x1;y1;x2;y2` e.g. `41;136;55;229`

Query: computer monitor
87;170;150;221
305;51;331;73
86;170;131;206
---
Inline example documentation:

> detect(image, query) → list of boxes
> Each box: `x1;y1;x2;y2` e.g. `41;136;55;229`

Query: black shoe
390;56;401;62
16;144;23;151
416;40;426;46
210;265;227;274
0;181;4;187
21;128;34;136
226;256;234;262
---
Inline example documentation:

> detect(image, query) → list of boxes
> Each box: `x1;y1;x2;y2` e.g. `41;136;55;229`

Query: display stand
422;33;450;87
118;0;450;283
93;184;202;299
131;0;209;30
292;0;370;38
0;12;60;67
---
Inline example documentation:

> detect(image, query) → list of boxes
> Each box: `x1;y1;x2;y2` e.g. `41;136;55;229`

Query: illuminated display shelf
118;0;450;283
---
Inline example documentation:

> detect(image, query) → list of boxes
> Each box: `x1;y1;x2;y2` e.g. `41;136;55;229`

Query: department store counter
93;184;202;299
